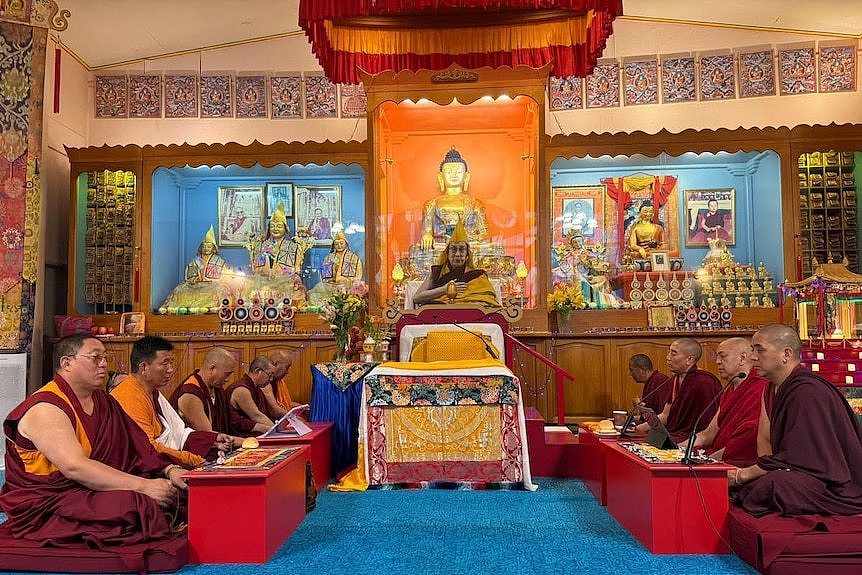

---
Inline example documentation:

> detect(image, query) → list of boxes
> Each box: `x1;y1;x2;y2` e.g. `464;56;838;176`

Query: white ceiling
58;0;862;69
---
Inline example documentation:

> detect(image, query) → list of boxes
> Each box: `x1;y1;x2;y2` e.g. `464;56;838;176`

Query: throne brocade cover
0;21;45;351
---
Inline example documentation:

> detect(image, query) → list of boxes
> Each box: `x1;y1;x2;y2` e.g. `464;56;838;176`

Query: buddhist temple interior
0;1;858;420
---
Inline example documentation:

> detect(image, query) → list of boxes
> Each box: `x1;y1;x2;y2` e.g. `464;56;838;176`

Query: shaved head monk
112;336;233;468
731;324;862;516
170;347;246;446
0;334;186;547
227;356;278;436
636;338;721;442
683;337;768;467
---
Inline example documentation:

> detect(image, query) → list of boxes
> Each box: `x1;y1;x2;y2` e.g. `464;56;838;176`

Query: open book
259;404;311;438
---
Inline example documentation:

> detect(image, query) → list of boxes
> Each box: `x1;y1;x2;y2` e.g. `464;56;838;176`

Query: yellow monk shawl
428;239;498;307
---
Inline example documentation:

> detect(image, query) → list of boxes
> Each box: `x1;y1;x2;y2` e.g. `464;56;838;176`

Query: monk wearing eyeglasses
0;334;185;548
226;356;278;436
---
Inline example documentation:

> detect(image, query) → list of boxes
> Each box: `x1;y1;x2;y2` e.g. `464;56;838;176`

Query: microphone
431;315;499;360
619;373;675;437
680;371;746;465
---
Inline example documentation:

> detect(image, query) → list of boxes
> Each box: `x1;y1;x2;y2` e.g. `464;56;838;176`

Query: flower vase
557;310;572;333
333;331;349;363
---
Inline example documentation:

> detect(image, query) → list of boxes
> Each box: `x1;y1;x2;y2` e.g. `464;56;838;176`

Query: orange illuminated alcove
370;93;540;307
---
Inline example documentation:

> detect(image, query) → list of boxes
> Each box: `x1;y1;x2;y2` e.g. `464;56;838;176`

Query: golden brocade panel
384;405;501;463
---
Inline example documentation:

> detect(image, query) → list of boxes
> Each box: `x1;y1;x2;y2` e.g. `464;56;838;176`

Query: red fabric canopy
299;0;623;84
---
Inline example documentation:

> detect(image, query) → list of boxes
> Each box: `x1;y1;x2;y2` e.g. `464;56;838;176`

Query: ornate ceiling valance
299;0;622;84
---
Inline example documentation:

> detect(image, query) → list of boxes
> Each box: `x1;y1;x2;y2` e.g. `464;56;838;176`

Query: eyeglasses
73;353;109;365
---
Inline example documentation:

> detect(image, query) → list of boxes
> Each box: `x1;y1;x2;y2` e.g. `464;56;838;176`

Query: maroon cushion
0;524;187;573
729;506;862;574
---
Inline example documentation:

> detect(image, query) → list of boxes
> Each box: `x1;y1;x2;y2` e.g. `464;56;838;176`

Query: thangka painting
699;54;735;100
128;75;161;118
661;56;696;103
164;74;198;118
304;74;337;119
270;74;302;119
95;75;128;118
737;49;776;98
586;61;620;108
549;75;583;110
0;22;46;351
779;47;816;95
819;45;856;93
235;75;267;118
200;74;233;118
624;58;658;106
684;188;735;247
340;83;367;118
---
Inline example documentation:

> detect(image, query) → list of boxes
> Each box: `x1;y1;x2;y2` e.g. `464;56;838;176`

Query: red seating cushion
0;523;187;573
729;505;862;574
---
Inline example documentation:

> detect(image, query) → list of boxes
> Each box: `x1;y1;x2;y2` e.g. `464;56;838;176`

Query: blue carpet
0;478;756;575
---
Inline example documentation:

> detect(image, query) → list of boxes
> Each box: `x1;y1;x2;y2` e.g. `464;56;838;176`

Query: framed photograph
648;305;676;329
684;188;735;247
120;312;146;335
266;183;294;218
552;185;605;246
217;186;264;246
650;251;670;272
295;185;341;245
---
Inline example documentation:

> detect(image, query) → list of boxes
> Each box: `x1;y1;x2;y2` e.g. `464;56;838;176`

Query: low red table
258;421;334;491
604;442;734;554
576;425;621;505
184;445;309;564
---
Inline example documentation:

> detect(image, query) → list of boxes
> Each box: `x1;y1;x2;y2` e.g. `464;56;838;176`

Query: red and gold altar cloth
298;0;623;83
332;361;536;491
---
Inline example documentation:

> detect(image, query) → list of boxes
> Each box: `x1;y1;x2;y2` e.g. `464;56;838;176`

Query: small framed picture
650;251;670;272
295;185;341;245
648;305;676;329
266;182;293;218
684;188;736;247
120;312;146;335
217;186;264;246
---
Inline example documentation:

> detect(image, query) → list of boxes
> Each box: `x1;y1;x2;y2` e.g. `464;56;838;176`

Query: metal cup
612;410;628;428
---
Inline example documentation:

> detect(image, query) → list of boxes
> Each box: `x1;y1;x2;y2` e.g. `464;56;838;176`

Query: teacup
612;410;628;428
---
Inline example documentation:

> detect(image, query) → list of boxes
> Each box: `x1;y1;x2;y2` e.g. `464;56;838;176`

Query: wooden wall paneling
551;338;609;420
248;340;312;405
508;336;554;419
101;340;133;376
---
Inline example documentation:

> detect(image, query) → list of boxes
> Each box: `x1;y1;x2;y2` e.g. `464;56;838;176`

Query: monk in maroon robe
686;337;768;467
636;338;721;442
628;354;671;415
227;356;278;436
0;335;186;548
732;324;862;516
169;347;253;440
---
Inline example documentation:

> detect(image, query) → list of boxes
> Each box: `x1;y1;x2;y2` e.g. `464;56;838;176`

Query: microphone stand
680;372;745;465
619;373;675;438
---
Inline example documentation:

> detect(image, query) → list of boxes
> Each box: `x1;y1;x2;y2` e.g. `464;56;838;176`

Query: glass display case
548;151;784;311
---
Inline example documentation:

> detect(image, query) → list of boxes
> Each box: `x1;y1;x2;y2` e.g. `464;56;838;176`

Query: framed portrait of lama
295;185;342;245
217;186;264;246
684;188;735;247
552;185;605;246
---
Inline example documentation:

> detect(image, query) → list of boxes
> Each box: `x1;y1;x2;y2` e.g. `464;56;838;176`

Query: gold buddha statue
626;201;666;259
159;225;231;313
420;146;490;250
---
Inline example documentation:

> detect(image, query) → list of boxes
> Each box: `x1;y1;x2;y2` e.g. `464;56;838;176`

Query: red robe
226;374;274;437
665;367;722;442
641;370;672;415
707;370;769;467
0;375;176;547
736;365;862;516
169;370;239;435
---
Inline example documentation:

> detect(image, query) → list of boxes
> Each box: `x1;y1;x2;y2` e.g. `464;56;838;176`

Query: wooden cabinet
798;150;859;275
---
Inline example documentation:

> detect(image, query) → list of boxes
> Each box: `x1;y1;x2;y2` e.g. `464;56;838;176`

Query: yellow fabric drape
379;358;505;371
385;405;500;462
324;12;594;56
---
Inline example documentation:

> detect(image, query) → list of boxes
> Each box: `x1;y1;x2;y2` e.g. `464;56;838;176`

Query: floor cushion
0;523;187;573
728;505;862;574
